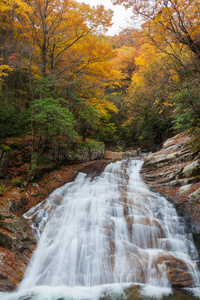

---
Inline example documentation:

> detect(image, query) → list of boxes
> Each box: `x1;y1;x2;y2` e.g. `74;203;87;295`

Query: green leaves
31;97;78;140
172;78;200;147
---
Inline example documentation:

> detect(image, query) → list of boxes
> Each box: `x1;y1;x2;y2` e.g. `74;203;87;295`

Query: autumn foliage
0;0;200;174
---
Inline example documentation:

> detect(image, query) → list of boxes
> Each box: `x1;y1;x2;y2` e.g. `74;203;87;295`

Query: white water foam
140;285;172;299
0;283;132;300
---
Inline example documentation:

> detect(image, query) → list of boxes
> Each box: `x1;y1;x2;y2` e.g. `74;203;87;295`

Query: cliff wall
141;133;200;252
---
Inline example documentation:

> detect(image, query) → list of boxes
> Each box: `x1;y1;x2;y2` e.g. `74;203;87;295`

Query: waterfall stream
1;159;200;300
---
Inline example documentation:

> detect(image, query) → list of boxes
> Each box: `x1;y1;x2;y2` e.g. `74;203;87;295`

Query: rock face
0;201;36;291
142;133;200;250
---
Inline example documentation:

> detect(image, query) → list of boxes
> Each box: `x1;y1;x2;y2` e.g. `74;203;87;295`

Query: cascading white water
1;159;200;300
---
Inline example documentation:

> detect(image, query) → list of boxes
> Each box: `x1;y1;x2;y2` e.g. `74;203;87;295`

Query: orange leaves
20;0;115;78
154;12;162;23
0;0;30;15
0;0;31;35
0;63;13;84
114;0;200;58
79;3;113;33
110;46;136;89
58;33;120;115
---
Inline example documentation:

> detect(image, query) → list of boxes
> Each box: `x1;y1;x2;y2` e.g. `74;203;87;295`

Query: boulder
182;160;200;178
188;188;200;203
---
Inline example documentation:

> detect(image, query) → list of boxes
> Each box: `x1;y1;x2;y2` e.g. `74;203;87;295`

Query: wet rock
157;255;194;287
126;215;162;227
182;160;200;178
79;160;109;180
126;246;149;283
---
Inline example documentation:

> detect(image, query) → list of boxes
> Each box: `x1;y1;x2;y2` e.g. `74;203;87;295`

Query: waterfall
1;159;200;300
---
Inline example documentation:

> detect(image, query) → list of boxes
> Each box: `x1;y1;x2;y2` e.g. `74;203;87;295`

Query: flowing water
1;159;200;300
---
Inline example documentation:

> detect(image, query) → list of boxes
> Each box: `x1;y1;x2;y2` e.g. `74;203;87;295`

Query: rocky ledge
141;133;200;252
0;204;36;291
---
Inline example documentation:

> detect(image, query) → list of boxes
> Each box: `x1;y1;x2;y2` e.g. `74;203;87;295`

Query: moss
11;178;22;187
1;144;11;152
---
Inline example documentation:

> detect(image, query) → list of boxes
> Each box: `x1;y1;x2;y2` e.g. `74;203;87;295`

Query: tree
173;77;200;149
113;0;200;62
110;46;136;92
110;0;200;149
30;92;78;174
0;0;32;140
120;42;175;147
108;27;136;48
22;0;113;78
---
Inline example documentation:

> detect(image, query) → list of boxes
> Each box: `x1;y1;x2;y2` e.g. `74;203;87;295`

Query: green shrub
79;139;105;151
0;106;31;138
